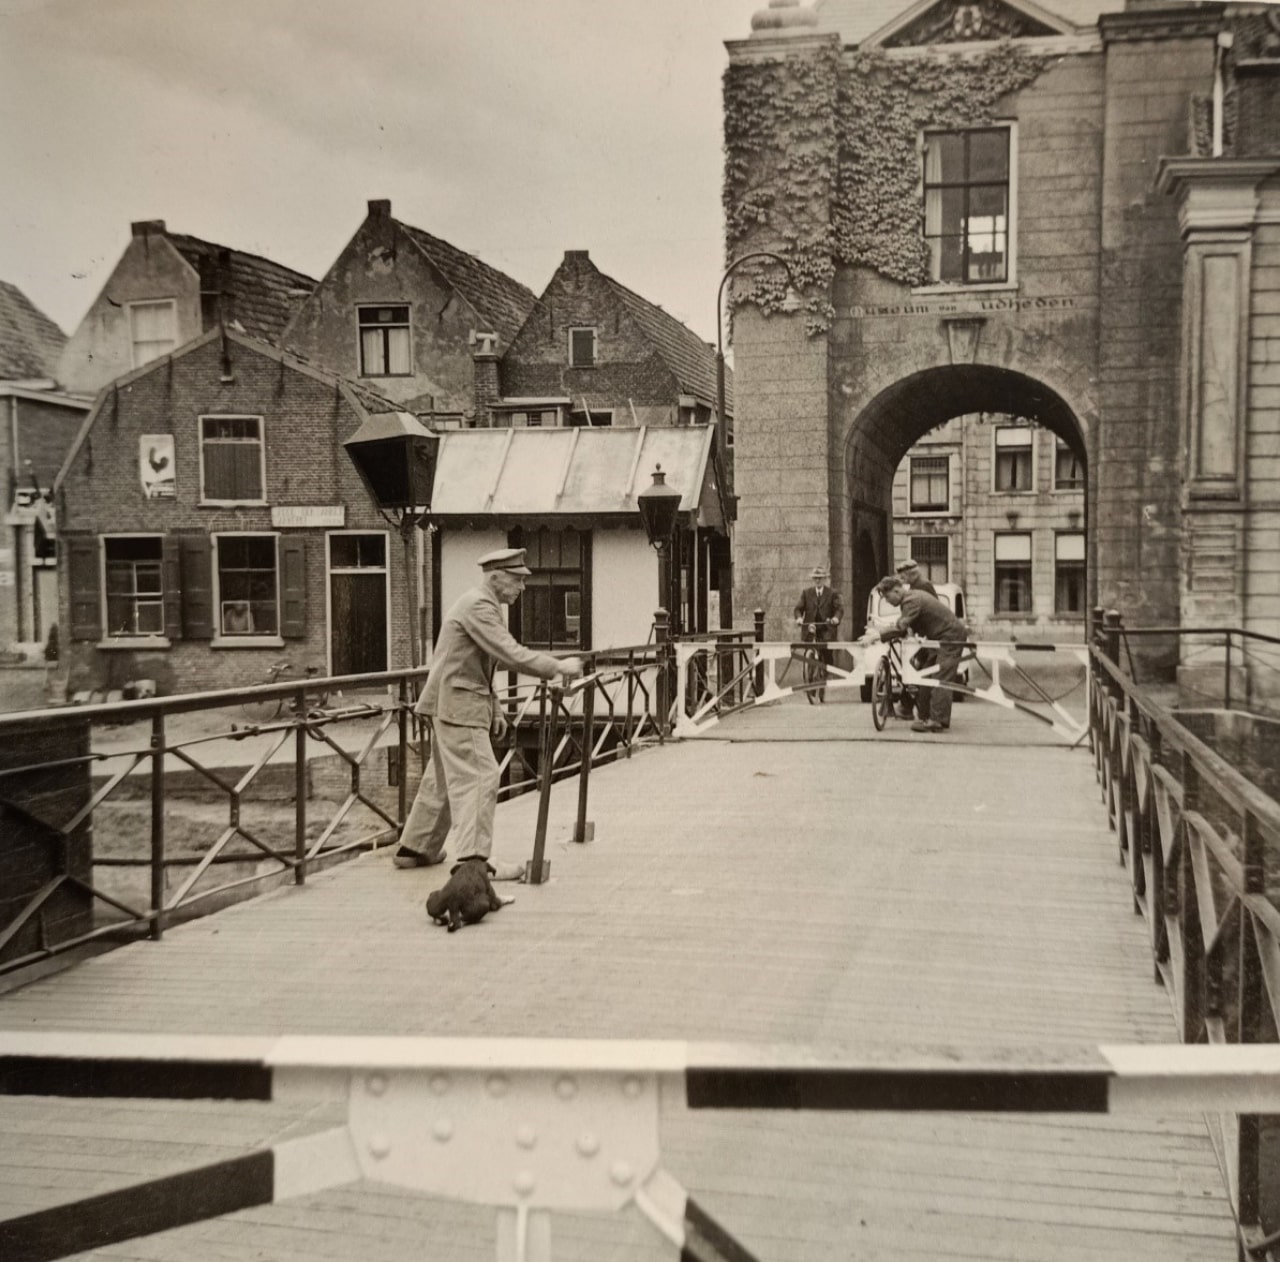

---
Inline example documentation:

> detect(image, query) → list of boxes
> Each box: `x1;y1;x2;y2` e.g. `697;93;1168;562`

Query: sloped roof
430;425;719;520
601;273;732;413
811;0;1119;44
399;222;539;347
0;281;66;380
166;233;316;345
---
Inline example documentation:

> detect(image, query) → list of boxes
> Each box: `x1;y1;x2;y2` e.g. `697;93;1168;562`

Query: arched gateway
724;1;1280;688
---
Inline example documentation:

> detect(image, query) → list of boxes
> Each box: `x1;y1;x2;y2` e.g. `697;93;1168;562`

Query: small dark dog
426;858;504;932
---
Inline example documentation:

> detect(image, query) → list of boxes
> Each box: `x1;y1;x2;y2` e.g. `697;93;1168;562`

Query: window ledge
910;281;1018;297
199;500;269;509
97;636;171;651
212;635;285;650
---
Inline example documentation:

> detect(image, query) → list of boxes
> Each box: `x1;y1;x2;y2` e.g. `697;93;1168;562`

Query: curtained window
923;129;1010;285
358;305;412;376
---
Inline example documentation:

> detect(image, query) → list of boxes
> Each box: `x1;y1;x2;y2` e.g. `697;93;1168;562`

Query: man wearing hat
793;564;843;703
394;547;584;872
893;558;936;719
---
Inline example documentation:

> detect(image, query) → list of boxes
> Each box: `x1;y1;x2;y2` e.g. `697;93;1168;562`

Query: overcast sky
0;0;762;347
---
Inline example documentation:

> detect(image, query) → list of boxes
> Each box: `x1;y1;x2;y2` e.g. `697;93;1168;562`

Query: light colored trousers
399;718;499;863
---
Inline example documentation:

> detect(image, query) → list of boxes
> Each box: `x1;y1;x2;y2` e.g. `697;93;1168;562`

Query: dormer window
128;299;177;368
358;305;412;376
569;327;597;367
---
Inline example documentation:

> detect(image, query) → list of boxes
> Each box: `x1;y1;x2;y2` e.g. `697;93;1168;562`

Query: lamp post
637;464;683;633
342;412;440;670
715;251;798;500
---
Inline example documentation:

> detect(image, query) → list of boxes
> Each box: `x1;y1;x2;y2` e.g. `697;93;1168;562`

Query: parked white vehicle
859;581;969;702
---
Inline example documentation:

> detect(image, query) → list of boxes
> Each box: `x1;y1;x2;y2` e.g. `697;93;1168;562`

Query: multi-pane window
1054;440;1085;490
201;416;264;502
909;456;949;511
358;305;412;376
994;532;1033;614
1055;532;1085;615
923;128;1010;285
216;535;278;636
517;528;585;651
569;328;597;367
104;537;164;635
329;534;386;569
128;300;177;368
910;535;949;584
994;426;1033;492
510;410;558;428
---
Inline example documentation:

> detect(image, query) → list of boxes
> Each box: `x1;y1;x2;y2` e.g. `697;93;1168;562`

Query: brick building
53;328;413;697
891;416;1086;639
283;199;539;424
0;281;89;656
58;220;316;397
724;0;1280;680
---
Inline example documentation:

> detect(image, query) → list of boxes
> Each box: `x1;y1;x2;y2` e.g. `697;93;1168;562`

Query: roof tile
0;281;66;380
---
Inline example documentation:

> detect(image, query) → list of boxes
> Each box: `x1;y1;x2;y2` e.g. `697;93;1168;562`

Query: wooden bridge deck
0;694;1236;1260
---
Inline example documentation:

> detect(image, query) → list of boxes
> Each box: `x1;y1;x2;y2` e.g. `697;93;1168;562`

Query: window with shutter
66;536;102;642
103;536;164;636
200;416;265;503
568;327;597;367
180;534;214;639
214;534;279;637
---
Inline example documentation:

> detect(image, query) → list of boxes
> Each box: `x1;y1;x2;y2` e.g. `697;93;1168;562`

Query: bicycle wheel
241;692;283;724
871;656;894;731
804;648;824;697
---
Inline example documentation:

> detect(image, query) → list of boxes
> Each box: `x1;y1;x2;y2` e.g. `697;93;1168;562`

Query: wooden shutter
66;535;101;642
180;534;213;639
279;536;307;638
162;535;183;640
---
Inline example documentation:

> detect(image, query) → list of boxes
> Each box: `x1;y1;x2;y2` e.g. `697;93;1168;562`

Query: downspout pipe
1213;30;1233;158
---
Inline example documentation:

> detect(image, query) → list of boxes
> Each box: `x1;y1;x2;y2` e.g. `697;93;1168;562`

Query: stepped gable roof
165;233;316;345
0;280;66;380
599;271;732;414
399;221;539;347
811;0;1117;45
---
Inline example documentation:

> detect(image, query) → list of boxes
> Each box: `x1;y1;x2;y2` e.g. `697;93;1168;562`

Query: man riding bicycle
793;564;843;704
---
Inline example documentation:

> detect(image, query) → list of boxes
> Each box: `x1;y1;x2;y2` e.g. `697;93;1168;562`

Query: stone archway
840;364;1090;633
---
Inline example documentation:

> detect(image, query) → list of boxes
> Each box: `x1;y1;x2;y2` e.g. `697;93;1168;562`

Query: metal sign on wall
139;435;176;499
271;505;345;528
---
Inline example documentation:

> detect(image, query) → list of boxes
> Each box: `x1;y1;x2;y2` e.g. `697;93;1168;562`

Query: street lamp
715;251;799;504
343;411;440;669
637;464;683;633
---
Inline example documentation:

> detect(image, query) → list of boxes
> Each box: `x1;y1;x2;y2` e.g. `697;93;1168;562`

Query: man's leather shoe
393;846;445;868
911;720;942;733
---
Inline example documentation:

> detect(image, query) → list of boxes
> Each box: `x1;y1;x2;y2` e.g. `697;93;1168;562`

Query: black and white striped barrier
2;1034;1277;1262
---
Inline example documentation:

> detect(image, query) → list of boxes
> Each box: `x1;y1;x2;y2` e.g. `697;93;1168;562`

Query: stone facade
724;0;1280;677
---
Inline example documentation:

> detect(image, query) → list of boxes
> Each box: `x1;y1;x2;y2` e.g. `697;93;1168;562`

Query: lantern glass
343;414;439;510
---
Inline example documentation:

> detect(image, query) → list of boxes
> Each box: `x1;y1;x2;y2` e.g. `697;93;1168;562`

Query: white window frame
914;122;1018;294
568;327;598;368
199;414;267;506
909;534;950;584
356;303;413;377
99;533;169;648
127;299;178;369
993;424;1035;494
908;454;951;514
211;531;283;648
1052;438;1085;493
993;531;1034;615
325;530;392;676
1054;530;1086;616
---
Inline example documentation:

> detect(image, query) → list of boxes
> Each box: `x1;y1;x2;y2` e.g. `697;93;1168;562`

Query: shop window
515;527;587;651
358;305;412;376
201;416;264;503
569;327;597;367
909;456;949;511
216;535;279;636
104;536;164;635
994;532;1033;613
994;426;1033;492
1055;532;1085;615
923;128;1011;285
128;299;177;368
910;535;949;584
1054;440;1084;490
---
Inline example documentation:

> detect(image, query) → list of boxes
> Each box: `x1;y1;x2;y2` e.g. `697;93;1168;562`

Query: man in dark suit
793;565;843;704
874;575;968;733
394;547;583;871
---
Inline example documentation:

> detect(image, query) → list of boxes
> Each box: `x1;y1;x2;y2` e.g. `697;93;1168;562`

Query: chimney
131;220;166;237
367;199;392;219
564;250;589;262
472;332;500;425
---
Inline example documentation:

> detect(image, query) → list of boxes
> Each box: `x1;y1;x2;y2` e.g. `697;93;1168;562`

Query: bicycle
796;620;838;704
240;663;327;724
870;634;908;732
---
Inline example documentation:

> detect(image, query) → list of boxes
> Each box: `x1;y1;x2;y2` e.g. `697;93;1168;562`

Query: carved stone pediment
884;0;1060;48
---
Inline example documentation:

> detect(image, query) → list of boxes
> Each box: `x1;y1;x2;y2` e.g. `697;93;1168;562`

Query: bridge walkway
0;693;1235;1260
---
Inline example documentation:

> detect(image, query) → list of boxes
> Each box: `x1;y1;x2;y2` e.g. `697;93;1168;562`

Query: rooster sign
140;435;176;499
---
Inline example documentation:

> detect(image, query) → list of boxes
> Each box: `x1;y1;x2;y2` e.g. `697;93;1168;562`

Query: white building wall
592;528;659;649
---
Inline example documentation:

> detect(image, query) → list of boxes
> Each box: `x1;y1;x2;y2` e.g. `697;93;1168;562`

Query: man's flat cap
479;547;532;574
894;558;920;573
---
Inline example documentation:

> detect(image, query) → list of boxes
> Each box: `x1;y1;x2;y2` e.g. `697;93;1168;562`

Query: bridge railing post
753;608;765;698
654;609;671;741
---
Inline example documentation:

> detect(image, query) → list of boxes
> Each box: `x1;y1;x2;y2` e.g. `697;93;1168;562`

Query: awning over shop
429;425;725;529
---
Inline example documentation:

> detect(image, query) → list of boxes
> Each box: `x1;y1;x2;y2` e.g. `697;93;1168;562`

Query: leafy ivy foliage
724;41;1050;331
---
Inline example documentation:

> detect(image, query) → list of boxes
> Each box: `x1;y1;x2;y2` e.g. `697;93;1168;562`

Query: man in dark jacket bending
873;576;968;733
